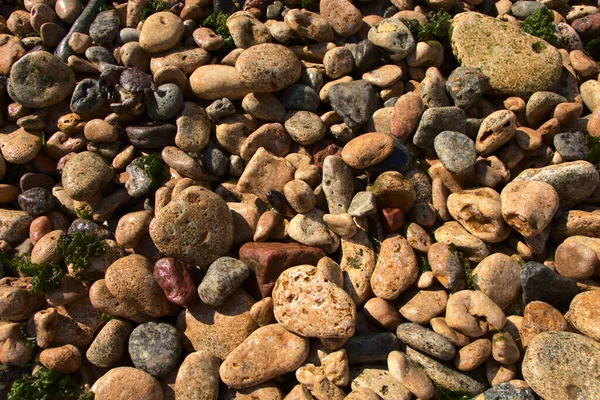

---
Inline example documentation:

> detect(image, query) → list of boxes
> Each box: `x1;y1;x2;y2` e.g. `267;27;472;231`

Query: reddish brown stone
153;257;197;306
572;13;600;38
521;301;569;348
239;242;326;297
380;207;405;234
312;139;342;169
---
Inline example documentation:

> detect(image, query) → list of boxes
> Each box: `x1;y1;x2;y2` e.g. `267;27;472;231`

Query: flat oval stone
89;10;119;46
450;12;562;96
149;186;234;267
522;332;600;399
8;51;75;108
189;65;251;100
174;351;220;400
220;324;309;389
272;265;356;339
236;43;302;92
342;132;394;169
92;367;163;400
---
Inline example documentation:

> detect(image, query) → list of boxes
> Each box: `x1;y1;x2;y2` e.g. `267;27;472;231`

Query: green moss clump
402;10;452;42
59;232;106;283
141;0;166;22
8;367;76;400
0;254;64;295
521;8;555;43
202;12;234;49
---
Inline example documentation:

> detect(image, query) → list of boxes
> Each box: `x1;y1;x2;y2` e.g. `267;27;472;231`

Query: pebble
351;365;411;400
450;13;562;96
319;0;362;37
242;93;286;123
348;191;376;218
553;131;588;161
447;188;509;243
521;301;569;349
522;332;600;399
555;239;597;280
322;155;354;215
239;242;324;297
396;323;456;361
128;322;181;377
89;10;118;46
175;351;220;400
17;187;53;217
272;265;355;339
61;151;113;201
476;110;517;156
455;338;491;371
566;291;600;342
341;132;394;169
368;18;415;58
284;111;326;145
153;257;197;306
39;344;81;374
198;257;251;307
399;288;448;324
427;243;465;291
237;148;295;203
86;319;133;368
515;161;600;209
177;288;257;359
445;290;505;338
236;43;301;92
474;382;535;400
8;51;75;108
329;80;379;130
146;83;183;121
446;66;486;109
70;79;103;115
371;171;416;213
406;346;487;396
149;186;234;267
388;350;435;399
105;254;170;318
340;230;377;306
0;277;45;320
413;106;466;153
371;234;418;300
139;12;183;53
0;128;42;165
472;253;521;309
284;180;316;214
92;367;163;400
220;324;309;389
520;261;578;312
434;131;477;174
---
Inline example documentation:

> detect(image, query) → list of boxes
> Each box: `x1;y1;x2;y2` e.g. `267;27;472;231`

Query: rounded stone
17;187;53;217
89;10;119;46
61;151;114;201
146;83;184;121
86;319;133;368
92;367;163;400
284;111;326;146
39;344;81;374
522;332;600;399
105;254;171;318
8;52;75;108
129;322;181;377
149;186;234;267
566;291;600;342
368;18;415;58
272;265;356;339
434;131;477;175
139;12;184;53
235;43;302;92
341;132;394;169
198;257;251;307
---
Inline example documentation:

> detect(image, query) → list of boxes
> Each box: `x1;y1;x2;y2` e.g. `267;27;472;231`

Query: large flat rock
450;12;562;97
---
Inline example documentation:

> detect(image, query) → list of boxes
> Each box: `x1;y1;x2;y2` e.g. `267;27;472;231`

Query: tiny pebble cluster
0;0;600;399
